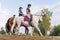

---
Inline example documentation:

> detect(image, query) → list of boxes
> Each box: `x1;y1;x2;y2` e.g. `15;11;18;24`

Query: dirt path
0;34;60;40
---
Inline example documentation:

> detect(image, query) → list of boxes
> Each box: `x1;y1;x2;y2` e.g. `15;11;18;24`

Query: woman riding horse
25;4;33;34
18;7;29;35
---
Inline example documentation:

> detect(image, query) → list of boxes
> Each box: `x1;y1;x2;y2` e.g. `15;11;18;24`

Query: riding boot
25;26;29;35
28;18;31;26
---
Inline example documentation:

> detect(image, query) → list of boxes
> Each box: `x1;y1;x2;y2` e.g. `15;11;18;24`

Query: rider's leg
16;23;21;35
25;26;29;35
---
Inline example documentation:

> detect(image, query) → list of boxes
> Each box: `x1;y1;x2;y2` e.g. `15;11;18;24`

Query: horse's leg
11;19;16;33
6;29;9;35
31;27;34;36
6;26;11;35
11;24;15;33
14;27;18;35
6;30;11;35
34;24;43;36
16;21;21;35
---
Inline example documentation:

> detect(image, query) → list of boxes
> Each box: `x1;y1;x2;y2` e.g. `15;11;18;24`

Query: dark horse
5;16;18;34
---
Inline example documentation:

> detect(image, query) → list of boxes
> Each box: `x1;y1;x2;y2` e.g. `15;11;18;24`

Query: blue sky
0;0;60;14
0;0;60;33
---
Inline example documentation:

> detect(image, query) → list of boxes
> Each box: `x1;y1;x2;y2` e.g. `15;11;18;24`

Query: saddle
24;15;33;21
24;15;33;26
24;16;28;21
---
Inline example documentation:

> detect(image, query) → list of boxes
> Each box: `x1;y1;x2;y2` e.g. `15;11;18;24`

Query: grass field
0;34;60;40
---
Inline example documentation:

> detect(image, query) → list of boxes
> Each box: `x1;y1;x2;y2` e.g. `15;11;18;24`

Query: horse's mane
33;11;42;16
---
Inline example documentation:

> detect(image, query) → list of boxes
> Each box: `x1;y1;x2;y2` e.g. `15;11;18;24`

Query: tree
38;23;45;35
50;25;60;36
39;8;52;35
0;27;6;34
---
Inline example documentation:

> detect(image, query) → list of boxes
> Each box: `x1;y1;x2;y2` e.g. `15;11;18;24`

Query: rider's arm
26;9;30;14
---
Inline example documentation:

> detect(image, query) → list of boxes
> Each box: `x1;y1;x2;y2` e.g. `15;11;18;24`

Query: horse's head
34;10;48;22
9;17;14;25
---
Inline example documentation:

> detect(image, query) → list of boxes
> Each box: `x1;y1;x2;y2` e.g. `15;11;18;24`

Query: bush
50;25;60;36
0;27;6;34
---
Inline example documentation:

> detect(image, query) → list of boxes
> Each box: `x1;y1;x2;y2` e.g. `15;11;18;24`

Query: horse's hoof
40;34;43;36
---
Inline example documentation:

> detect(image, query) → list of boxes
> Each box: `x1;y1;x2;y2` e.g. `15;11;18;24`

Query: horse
5;16;29;35
10;10;47;36
5;16;18;35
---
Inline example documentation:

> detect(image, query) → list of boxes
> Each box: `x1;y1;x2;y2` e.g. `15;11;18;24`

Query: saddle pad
24;16;28;21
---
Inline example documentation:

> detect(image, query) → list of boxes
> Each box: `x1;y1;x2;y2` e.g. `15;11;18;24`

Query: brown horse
5;16;18;34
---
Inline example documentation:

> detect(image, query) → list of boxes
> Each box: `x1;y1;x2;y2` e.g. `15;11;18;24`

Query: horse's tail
5;18;11;33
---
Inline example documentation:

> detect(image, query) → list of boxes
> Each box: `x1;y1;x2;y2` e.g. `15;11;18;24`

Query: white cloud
31;4;51;14
0;3;1;9
51;3;60;27
0;3;11;29
0;9;10;27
